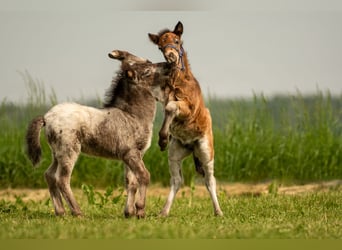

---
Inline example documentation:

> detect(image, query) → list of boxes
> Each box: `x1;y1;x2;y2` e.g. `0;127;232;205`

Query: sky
1;0;342;103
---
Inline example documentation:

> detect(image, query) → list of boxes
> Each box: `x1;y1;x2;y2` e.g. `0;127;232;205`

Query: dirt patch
277;180;342;194
0;188;51;202
151;180;342;198
217;180;342;197
1;180;341;202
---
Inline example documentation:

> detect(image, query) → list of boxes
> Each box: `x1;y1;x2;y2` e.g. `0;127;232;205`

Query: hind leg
124;165;138;217
55;148;82;216
202;159;223;216
194;136;223;216
160;138;191;216
44;155;65;216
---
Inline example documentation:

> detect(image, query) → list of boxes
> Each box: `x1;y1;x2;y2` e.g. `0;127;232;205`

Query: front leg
124;165;138;218
159;101;179;151
159;100;191;151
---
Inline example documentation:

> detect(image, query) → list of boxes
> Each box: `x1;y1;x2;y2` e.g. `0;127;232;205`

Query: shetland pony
148;21;223;216
26;50;170;218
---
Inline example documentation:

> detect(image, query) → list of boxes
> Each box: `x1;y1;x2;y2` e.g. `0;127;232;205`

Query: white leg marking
195;137;223;216
160;138;191;216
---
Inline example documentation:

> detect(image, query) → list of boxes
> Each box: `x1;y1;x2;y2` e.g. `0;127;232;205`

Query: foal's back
44;101;151;159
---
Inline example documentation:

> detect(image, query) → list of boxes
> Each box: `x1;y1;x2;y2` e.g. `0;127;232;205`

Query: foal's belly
169;122;202;145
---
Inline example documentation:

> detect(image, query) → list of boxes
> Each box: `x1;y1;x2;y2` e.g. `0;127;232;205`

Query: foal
26;51;170;218
149;21;223;216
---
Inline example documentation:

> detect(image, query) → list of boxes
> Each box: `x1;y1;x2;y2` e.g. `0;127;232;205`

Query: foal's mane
103;70;125;108
157;28;171;37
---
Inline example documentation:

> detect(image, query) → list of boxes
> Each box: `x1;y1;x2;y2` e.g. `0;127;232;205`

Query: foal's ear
173;21;183;37
148;33;159;45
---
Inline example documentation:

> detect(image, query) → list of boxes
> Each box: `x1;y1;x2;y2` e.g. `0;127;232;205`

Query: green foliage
211;92;342;183
0;75;341;188
81;184;124;207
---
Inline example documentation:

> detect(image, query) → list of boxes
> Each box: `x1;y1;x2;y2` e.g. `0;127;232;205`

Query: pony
26;50;170;218
148;21;223;216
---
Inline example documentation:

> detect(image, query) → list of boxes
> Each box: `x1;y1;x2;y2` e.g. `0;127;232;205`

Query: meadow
0;74;341;239
0;74;341;188
0;185;341;239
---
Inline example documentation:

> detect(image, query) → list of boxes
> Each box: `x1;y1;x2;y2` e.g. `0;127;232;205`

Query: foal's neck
121;87;156;122
176;51;193;79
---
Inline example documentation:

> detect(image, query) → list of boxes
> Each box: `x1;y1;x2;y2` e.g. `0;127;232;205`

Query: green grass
0;189;341;238
0;74;341;187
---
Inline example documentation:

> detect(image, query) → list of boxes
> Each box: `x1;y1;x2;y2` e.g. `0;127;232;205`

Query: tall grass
212;92;342;183
0;75;341;188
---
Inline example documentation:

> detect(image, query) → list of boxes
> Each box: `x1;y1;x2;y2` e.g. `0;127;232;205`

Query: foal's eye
143;69;151;77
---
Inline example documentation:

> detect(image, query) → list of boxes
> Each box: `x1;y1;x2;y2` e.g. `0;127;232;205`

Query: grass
0;187;341;239
0;93;341;188
0;73;341;187
1;75;341;239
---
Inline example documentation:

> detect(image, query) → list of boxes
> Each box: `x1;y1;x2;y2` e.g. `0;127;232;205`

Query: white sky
0;0;341;103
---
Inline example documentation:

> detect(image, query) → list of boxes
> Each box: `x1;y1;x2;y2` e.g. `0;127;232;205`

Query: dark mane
103;70;125;108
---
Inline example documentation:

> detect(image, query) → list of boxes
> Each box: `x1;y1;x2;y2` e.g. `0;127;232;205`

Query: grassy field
0;78;341;240
0;184;341;239
0;81;341;188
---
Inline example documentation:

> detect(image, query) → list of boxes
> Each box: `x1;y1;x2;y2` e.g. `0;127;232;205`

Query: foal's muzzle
162;44;180;64
164;51;178;63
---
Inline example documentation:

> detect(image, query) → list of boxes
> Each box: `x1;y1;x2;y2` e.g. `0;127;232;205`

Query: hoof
215;210;224;217
136;210;146;219
124;208;136;218
159;210;169;217
55;212;66;217
158;137;168;151
124;212;135;218
71;210;83;217
54;209;66;216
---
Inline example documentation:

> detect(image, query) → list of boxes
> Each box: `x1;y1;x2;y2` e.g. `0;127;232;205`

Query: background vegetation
0;72;341;188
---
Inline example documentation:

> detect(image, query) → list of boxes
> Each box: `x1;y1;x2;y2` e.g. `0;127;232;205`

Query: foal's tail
26;116;45;166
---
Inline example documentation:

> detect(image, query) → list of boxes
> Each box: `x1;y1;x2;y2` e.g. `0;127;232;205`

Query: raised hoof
158;137;168;151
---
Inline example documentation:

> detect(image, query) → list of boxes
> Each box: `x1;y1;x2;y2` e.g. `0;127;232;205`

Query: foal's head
148;21;184;67
106;50;171;105
121;62;170;99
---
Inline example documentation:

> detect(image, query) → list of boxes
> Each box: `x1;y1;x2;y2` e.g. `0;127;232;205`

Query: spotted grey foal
26;50;170;218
